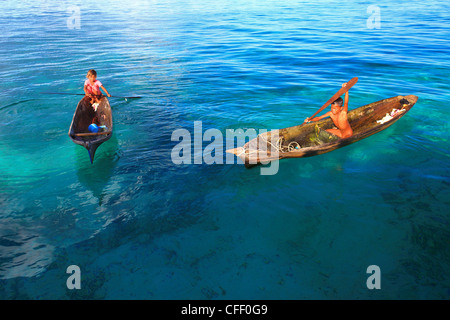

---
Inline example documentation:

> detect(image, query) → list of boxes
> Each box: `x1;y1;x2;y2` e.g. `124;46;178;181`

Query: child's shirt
84;79;102;94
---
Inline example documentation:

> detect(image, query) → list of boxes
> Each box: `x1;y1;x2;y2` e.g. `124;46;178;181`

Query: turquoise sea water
0;0;449;299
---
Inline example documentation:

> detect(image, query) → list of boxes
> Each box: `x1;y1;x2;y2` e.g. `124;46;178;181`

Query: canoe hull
227;95;418;168
68;96;113;163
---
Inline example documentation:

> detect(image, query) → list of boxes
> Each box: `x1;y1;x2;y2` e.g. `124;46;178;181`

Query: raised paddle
307;77;358;120
40;92;142;99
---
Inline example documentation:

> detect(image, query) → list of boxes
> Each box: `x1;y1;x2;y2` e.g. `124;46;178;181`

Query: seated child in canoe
304;82;353;139
84;69;111;110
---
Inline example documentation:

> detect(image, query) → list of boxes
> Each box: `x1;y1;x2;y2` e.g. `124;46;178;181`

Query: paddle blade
309;77;358;119
112;96;142;99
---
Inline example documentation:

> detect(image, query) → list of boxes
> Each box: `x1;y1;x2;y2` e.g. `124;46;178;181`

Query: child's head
331;97;343;114
87;69;97;81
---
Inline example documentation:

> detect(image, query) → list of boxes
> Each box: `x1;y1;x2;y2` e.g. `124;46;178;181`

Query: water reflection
75;134;119;206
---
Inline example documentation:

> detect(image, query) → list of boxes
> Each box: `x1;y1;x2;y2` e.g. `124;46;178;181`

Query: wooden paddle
308;77;358;120
41;92;142;99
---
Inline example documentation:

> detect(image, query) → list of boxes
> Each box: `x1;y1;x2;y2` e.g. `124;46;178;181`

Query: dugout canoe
226;95;418;168
68;96;113;163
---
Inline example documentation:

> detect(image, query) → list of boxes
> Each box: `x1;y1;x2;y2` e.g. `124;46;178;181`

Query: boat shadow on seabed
75;134;119;206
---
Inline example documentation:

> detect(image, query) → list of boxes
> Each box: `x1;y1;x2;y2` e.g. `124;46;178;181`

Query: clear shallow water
0;0;449;299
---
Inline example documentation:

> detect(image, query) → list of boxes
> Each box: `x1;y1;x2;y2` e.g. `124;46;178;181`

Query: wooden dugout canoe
68;96;113;163
226;95;418;168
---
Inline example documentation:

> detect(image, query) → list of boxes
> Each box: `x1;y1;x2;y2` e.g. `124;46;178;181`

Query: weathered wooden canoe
227;95;418;168
68;96;113;163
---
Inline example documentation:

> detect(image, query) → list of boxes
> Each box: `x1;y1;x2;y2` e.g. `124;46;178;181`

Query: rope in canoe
236;135;300;157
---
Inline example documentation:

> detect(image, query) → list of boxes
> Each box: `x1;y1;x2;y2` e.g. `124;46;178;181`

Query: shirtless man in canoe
304;82;353;138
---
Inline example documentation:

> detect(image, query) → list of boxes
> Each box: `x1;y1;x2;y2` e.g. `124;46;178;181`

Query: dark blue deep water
0;0;449;299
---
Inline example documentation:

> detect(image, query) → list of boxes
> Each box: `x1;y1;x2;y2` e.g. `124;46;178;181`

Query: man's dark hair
332;97;343;107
